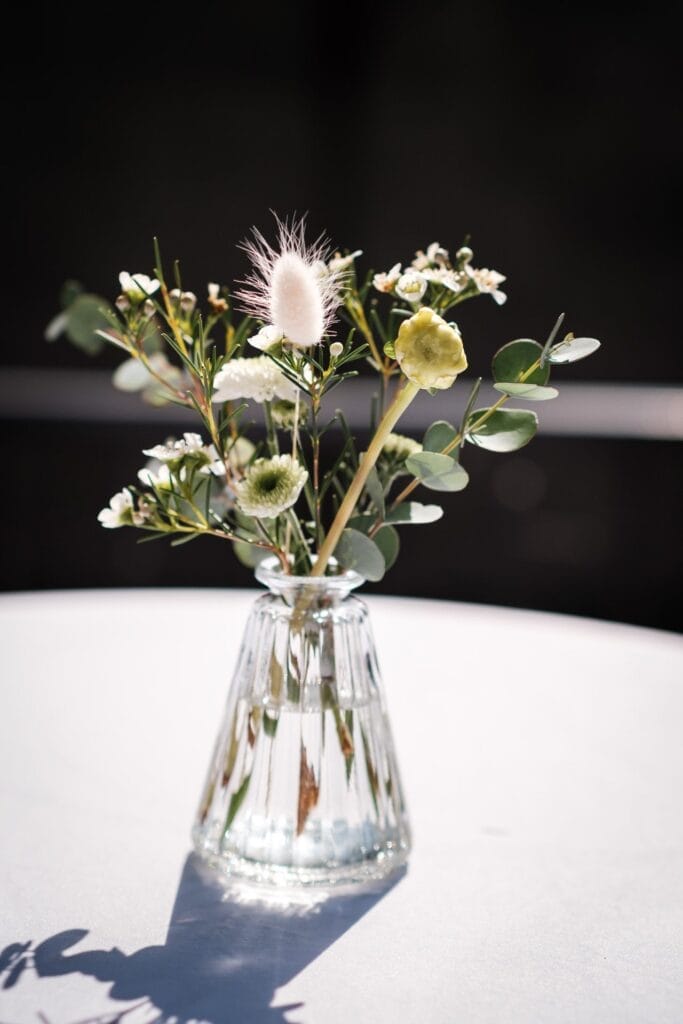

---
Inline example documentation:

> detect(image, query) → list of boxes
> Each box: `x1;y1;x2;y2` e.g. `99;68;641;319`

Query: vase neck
255;556;364;607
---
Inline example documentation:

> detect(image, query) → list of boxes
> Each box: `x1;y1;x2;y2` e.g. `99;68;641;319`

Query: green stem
311;379;420;576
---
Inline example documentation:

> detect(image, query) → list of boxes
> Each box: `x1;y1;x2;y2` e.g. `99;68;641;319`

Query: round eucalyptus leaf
232;540;270;569
466;407;538;452
335;528;385;582
492;339;549;386
385;502;444;525
374;525;400;571
59;279;84;309
548;337;601;363
493;382;559;401
65;294;113;354
113;357;151;392
423;420;458;452
405;451;455;479
421;463;469;492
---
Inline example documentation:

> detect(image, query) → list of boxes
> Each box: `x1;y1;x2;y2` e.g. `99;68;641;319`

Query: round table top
1;589;682;1024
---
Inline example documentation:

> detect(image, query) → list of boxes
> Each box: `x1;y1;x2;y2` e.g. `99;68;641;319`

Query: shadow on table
0;853;403;1023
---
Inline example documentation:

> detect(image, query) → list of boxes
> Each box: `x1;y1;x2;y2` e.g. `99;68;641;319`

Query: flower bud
394;307;467;390
456;246;474;265
329;341;344;358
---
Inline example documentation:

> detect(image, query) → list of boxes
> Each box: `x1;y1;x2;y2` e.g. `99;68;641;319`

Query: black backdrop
2;3;681;629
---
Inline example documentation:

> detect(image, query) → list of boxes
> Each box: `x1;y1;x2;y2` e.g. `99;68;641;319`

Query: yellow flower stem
384;357;543;515
311;379;420;577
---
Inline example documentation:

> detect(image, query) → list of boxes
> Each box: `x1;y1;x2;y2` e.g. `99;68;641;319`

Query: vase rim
255;555;365;594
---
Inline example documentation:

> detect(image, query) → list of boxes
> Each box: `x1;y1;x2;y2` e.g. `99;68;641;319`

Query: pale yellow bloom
394;307;467;390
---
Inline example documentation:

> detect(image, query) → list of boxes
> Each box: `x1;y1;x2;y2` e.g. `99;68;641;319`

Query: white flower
137;462;173;488
235;454;308;519
422;267;466;294
118;272;160;303
143;432;207;462
470;267;507;305
372;263;402;294
247;324;284;351
328;249;362;273
236;215;344;348
97;489;134;528
208;282;228;313
212;356;297;404
412;243;449;270
395;270;427;303
170;289;197;312
456;246;474;265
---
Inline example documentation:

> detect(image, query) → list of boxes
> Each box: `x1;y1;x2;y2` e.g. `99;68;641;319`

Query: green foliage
548;336;601;363
385;502;444;524
493;382;559;401
465;408;538;452
423;420;458;452
335;528;385;582
492;339;549;385
373;525;400;571
64;294;114;354
405;451;469;491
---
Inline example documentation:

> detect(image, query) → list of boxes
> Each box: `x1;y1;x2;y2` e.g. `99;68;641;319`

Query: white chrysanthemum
236;216;344;348
396;270;427;303
372;263;401;294
235;454;308;519
118;272;160;303
247;324;284;351
383;433;423;460
470;267;507;305
212;356;297;404
97;489;134;528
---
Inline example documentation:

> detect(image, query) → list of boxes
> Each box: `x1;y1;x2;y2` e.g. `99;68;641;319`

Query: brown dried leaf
297;742;320;836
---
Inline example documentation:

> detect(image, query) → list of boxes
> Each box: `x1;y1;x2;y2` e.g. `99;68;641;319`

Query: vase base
192;833;409;889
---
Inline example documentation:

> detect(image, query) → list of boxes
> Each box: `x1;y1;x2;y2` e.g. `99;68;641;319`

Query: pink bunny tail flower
235;214;344;348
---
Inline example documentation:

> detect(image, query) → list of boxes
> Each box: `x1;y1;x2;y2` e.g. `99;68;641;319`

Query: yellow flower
394;307;467;390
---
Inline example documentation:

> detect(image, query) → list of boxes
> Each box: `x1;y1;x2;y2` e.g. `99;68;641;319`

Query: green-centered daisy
235;454;308;519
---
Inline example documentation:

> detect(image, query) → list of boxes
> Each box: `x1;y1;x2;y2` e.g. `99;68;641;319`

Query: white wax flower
143;432;208;462
247;324;284;351
118;272;160;303
236;216;344;348
137;462;173;488
422;267;466;293
396;270;427;303
170;289;197;312
212;356;297;404
412;243;449;270
329;341;344;358
235;454;308;519
372;263;402;294
327;249;363;273
470;267;507;305
97;489;134;528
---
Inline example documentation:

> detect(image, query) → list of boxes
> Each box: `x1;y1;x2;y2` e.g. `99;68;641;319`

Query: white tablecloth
1;590;682;1023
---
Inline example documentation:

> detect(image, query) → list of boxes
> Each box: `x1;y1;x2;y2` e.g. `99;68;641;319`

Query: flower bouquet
51;217;600;886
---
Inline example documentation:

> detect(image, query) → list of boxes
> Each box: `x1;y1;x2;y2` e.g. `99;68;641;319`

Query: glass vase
192;558;411;887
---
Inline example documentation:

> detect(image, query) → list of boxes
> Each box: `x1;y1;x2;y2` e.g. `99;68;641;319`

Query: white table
1;590;682;1024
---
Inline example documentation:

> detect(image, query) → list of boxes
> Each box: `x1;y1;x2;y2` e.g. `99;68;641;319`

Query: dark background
2;3;681;629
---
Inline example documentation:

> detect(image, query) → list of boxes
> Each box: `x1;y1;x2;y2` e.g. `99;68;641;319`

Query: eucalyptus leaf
492;339;549;386
335;528;385;582
548;336;601;363
347;514;375;535
406;450;469;491
59;279;84;309
493;382;559;401
232;540;270;569
374;525;400;571
423;420;458;452
385;502;444;525
113;357;152;392
406;451;455;477
363;462;385;517
65;294;114;355
466;408;538;452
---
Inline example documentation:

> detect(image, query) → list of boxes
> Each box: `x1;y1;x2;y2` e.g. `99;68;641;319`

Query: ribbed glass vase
192;558;411;887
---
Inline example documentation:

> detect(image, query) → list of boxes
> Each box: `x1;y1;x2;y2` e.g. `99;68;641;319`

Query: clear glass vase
192;558;411;887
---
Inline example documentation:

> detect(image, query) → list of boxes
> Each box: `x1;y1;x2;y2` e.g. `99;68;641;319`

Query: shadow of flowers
1;853;403;1023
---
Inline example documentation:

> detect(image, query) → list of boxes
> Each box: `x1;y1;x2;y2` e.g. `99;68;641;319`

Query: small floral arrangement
48;217;600;582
